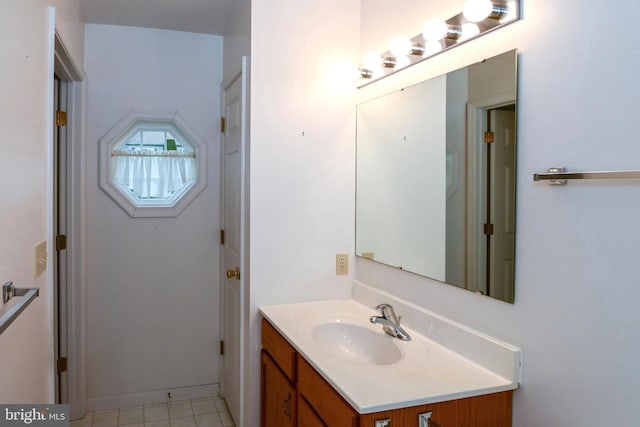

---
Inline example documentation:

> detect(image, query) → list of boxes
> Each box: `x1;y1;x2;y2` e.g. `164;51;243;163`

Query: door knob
226;267;240;280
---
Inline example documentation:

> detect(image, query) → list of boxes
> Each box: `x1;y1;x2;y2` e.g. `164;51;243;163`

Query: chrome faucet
370;303;411;341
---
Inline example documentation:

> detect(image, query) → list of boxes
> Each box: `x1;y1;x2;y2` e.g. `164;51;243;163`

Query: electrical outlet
34;240;47;279
336;253;348;275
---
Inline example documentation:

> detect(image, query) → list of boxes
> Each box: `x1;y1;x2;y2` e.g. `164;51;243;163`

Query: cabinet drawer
297;354;358;427
262;318;296;382
359;391;513;427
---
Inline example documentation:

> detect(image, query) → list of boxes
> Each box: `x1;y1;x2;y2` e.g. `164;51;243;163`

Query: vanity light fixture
390;37;413;56
464;0;511;22
463;0;493;22
357;0;520;86
459;23;481;40
382;56;397;69
394;55;412;69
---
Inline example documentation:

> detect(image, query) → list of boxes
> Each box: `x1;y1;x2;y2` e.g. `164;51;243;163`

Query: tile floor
70;397;236;427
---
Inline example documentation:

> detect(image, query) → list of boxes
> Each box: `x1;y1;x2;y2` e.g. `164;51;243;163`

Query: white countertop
260;297;521;414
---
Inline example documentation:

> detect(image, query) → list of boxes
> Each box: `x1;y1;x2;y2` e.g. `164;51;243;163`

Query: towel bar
533;167;640;185
0;281;40;335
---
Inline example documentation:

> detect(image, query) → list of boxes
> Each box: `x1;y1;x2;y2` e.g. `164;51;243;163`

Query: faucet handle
375;303;392;311
374;303;399;324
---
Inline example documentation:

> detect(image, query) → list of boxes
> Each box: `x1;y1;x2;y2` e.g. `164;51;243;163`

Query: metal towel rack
533;167;640;185
0;281;40;335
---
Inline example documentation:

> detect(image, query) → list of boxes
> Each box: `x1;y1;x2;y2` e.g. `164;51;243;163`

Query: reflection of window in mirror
99;111;208;218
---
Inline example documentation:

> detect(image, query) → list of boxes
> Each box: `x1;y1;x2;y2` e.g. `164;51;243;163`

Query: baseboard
86;384;220;413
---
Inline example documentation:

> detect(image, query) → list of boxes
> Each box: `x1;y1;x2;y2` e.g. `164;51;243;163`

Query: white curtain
112;151;196;199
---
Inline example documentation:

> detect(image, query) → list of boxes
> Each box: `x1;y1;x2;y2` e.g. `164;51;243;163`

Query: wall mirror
356;49;518;303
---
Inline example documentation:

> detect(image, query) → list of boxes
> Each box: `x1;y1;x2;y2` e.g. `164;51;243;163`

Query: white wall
84;25;223;409
247;0;360;424
223;0;250;82
0;0;84;403
356;0;640;425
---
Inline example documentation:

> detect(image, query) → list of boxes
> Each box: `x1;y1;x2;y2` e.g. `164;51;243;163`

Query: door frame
53;75;69;406
466;93;515;295
52;26;86;420
219;57;249;427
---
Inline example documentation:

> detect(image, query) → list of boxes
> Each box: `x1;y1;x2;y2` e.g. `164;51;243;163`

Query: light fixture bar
357;0;520;88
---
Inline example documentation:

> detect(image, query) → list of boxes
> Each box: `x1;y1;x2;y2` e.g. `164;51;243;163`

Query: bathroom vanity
260;283;522;427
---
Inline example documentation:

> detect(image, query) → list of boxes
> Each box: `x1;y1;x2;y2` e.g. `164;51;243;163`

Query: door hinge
56;110;67;127
220;340;225;355
220;117;226;133
220;229;225;245
484;131;495;144
56;234;67;251
484;223;494;235
57;357;68;374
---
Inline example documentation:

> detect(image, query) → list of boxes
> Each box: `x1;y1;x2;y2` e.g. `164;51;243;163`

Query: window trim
99;111;208;217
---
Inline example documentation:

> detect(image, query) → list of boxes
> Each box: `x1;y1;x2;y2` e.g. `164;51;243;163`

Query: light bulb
327;61;361;92
423;41;443;57
370;68;385;79
459;23;480;41
394;55;411;70
463;0;493;22
390;37;413;57
363;52;383;70
423;19;448;42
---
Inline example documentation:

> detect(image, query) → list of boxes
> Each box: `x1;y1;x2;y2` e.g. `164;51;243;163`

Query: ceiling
78;0;243;36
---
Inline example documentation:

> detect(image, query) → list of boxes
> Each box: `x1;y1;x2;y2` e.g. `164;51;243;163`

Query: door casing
466;94;516;299
52;28;86;420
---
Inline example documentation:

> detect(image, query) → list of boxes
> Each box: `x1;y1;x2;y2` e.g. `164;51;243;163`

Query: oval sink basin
312;322;402;365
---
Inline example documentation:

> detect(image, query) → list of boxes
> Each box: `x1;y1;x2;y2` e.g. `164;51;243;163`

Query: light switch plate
34;240;47;279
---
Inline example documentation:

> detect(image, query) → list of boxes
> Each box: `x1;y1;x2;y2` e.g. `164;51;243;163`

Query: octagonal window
99;111;208;217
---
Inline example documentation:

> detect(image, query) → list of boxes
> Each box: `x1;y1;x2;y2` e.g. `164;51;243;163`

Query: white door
489;109;516;302
220;62;246;426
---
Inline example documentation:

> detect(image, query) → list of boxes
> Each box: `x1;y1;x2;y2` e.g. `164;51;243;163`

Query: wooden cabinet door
297;355;359;427
298;396;326;427
261;351;296;427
